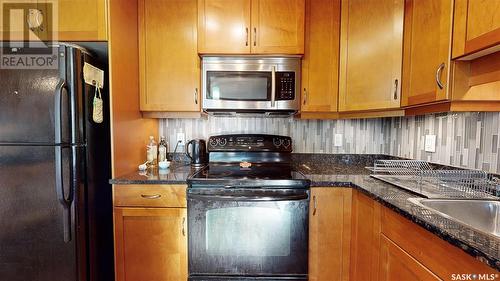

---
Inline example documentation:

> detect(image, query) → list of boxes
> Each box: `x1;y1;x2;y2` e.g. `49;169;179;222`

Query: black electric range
187;134;310;281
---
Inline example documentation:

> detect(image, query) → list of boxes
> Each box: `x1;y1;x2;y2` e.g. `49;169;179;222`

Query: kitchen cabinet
300;0;340;114
453;0;500;58
378;235;441;281
309;188;352;281
0;0;107;41
197;0;305;54
350;190;381;281
338;0;403;112
401;0;453;107
138;0;200;113
113;185;188;281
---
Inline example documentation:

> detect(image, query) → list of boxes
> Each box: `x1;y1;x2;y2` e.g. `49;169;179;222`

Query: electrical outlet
424;135;436;153
176;133;185;145
334;134;343;147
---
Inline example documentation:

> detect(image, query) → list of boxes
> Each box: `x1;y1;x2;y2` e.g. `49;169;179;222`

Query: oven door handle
271;65;276;108
188;193;309;201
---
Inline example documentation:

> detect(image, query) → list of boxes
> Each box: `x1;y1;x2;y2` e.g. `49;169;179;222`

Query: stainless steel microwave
202;56;301;116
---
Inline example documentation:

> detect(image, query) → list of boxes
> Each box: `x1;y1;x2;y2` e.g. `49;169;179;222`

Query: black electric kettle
186;139;208;167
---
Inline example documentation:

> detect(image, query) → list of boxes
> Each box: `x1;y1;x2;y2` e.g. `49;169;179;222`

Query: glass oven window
207;71;271;101
206;206;291;257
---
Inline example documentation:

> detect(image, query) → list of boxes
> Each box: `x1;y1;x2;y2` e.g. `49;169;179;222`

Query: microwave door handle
271;66;276;107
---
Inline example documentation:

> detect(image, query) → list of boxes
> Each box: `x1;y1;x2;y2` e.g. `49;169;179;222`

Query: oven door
187;188;309;279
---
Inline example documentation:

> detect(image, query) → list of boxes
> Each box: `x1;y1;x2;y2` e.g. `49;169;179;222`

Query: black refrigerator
0;44;113;281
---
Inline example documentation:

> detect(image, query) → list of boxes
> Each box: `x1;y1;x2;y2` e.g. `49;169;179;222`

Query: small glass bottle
146;136;157;166
158;136;168;162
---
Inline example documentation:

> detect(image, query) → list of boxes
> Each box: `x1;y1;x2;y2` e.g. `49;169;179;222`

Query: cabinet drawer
113;185;187;208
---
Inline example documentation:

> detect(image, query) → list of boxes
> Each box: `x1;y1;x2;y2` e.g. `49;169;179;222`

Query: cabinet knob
393;79;399;100
312;195;317;216
253;27;257;46
194;88;198;104
140;194;161;199
182;217;186;236
245;27;249;46
303;88;307;105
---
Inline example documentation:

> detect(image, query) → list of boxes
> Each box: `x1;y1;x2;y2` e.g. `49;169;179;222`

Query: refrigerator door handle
54;80;67;144
55;79;73;243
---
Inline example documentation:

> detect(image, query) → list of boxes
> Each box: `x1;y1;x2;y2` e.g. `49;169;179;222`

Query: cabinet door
453;0;500;57
350;191;382;281
250;0;305;54
139;0;200;112
197;0;251;54
379;235;441;281
38;0;107;41
338;0;403;112
114;208;188;281
301;0;340;113
401;0;453;107
309;188;352;281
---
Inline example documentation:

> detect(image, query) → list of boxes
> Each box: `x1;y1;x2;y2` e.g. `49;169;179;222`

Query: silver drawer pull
140;194;161;199
182;217;186;236
435;62;445;90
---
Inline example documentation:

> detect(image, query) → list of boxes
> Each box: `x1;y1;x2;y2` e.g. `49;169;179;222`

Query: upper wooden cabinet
0;0;107;41
309;188;352;281
139;0;200;113
300;0;340;114
338;0;404;112
198;0;305;54
197;0;251;54
453;0;500;58
401;0;453;107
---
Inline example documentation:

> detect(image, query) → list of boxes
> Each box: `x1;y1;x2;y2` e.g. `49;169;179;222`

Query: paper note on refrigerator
83;62;104;88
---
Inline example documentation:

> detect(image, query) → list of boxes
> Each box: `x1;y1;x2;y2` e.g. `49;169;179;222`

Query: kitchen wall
159;112;500;174
159;117;388;154
386;112;500;174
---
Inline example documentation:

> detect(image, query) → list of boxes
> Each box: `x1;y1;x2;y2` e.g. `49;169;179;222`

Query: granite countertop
110;163;200;185
109;154;500;270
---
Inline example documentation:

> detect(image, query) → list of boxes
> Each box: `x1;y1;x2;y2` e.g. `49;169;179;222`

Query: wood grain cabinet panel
350;190;382;281
0;0;107;41
197;0;251;54
250;0;305;54
338;0;404;112
401;0;453;107
139;0;200;112
379;235;441;281
309;188;352;281
453;0;500;58
301;0;340;113
114;207;188;281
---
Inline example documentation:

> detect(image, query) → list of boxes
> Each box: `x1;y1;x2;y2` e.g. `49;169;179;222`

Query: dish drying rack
369;160;500;199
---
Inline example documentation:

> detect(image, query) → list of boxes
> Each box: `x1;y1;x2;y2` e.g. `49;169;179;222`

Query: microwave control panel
276;72;295;100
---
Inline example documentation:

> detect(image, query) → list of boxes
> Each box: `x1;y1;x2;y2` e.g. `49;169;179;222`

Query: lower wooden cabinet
113;185;188;281
114;208;187;281
309;187;352;281
379;235;440;281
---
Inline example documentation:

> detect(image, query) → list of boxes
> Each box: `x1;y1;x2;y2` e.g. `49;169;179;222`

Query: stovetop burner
187;134;310;189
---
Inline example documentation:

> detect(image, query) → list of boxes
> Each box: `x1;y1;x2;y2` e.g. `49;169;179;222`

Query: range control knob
209;138;218;147
273;138;283;147
282;139;291;149
218;138;227;146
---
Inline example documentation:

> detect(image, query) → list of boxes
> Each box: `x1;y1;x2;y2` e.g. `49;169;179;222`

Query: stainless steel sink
408;198;500;238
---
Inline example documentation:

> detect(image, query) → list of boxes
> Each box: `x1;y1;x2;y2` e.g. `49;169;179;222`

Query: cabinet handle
303;88;307;105
435;63;445;90
194;88;198;104
182;217;186;236
140;194;161;199
393;79;399;100
253;27;257;46
312;195;317;216
245;27;249;46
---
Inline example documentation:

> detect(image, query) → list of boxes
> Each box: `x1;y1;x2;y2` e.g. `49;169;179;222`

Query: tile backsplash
160;117;387;154
159;112;500;174
386;112;500;174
